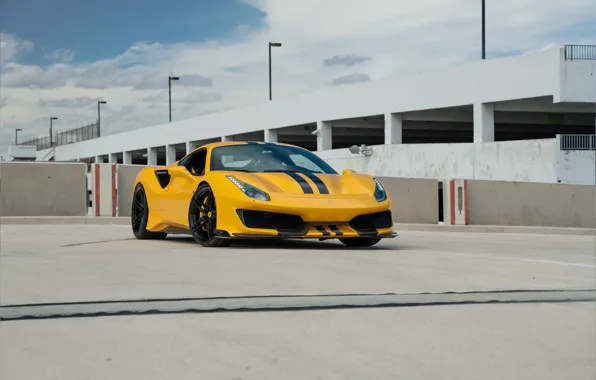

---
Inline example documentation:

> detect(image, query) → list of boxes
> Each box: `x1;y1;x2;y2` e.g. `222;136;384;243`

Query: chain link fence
18;122;100;151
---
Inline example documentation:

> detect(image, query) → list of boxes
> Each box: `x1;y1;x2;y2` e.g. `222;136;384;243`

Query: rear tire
188;183;232;247
131;183;168;240
339;237;382;247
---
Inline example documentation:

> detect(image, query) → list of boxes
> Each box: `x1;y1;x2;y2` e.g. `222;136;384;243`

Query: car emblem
328;200;333;204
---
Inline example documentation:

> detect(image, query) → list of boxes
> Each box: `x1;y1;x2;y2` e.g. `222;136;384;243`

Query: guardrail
18;122;100;151
559;134;596;150
564;45;596;61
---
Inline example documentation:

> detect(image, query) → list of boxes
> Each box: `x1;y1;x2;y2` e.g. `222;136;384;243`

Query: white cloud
44;48;76;63
332;73;371;86
0;32;34;64
1;0;596;150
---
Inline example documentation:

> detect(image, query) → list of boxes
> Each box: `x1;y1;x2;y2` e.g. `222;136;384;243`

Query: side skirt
161;226;192;235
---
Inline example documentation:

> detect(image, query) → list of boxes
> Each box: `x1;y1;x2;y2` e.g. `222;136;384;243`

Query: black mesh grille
238;210;304;232
349;211;393;233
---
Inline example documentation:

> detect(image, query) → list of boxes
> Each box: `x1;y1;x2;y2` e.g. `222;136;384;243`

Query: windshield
210;143;338;174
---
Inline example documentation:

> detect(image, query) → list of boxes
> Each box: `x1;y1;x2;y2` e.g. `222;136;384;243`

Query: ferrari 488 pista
131;141;396;247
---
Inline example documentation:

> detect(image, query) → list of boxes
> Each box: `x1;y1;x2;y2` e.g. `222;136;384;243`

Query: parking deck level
1;224;594;379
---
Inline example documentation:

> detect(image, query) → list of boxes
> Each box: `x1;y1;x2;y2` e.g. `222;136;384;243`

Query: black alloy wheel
131;183;167;240
189;183;231;247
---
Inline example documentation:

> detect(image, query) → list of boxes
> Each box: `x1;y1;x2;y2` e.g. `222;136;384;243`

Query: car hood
224;171;375;196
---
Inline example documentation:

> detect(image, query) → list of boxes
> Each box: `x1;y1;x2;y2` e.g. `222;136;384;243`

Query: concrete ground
1;224;595;379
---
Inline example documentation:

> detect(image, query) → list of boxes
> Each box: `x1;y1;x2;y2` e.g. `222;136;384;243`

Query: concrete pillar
264;129;278;143
123;151;132;165
222;135;233;142
445;179;469;225
108;153;118;163
147;147;157;166
384;113;403;144
316;121;332;151
95;155;106;163
473;103;495;143
185;141;198;154
166;144;176;165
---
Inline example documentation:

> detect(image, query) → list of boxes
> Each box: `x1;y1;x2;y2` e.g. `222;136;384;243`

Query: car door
167;149;207;227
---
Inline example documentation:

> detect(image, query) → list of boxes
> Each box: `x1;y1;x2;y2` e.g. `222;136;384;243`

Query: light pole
50;117;58;147
15;128;22;145
168;76;179;122
481;0;486;59
268;42;282;101
97;100;106;137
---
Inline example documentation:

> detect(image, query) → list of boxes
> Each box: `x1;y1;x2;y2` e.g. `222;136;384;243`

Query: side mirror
342;168;356;175
168;166;189;177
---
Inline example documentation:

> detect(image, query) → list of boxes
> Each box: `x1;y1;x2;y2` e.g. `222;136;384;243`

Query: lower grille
349;210;393;234
237;210;304;232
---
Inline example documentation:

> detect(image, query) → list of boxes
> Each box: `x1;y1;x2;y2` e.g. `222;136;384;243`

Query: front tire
339;237;382;247
131;183;167;240
188;183;232;247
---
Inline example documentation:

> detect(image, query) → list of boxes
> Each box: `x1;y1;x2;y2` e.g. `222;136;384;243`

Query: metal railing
559;134;596;150
564;45;596;60
18;122;100;151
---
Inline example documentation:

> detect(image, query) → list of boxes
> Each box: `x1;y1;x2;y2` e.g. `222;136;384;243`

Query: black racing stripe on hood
302;172;329;194
285;172;314;194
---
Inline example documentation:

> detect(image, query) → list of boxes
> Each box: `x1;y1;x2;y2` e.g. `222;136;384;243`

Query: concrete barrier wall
466;180;596;228
117;165;146;217
377;177;439;224
2;161;592;229
317;139;558;184
556;149;596;185
0;162;87;216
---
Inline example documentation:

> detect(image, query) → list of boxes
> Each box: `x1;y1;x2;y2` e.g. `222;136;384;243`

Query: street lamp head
169;76;180;81
99;100;107;105
51;117;58;120
269;42;282;47
16;128;22;132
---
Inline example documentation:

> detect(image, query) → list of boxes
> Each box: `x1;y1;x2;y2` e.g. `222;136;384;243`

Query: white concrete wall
559;59;596;103
48;47;575;162
36;148;54;162
556;149;596;185
316;139;558;183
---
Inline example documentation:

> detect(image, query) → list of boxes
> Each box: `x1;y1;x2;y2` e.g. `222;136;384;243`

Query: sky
1;0;595;152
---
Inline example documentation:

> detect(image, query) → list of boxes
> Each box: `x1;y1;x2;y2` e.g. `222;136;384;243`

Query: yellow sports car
131;141;396;247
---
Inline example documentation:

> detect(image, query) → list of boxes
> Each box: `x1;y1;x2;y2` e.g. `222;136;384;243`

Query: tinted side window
185;149;207;176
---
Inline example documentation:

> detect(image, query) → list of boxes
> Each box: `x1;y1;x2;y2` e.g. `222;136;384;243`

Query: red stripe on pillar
463;180;469;225
449;180;455;225
111;164;117;217
94;164;100;216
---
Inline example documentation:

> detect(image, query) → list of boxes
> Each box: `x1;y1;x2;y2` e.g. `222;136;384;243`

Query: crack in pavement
60;238;136;247
1;289;594;321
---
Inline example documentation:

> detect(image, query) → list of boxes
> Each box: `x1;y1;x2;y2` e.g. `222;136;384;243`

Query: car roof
198;141;298;149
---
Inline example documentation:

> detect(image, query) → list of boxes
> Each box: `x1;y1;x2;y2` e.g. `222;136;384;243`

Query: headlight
227;176;270;201
373;177;387;202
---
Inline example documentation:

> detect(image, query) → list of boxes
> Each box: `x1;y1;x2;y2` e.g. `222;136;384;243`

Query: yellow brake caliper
201;197;209;231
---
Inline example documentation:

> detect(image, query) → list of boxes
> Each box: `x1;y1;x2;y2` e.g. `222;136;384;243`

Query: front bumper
215;190;396;239
218;230;399;240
